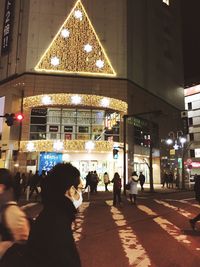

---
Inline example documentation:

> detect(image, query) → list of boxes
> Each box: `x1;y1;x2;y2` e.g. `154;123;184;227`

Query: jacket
25;197;81;267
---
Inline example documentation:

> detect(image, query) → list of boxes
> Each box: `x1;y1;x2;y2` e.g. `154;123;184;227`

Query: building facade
184;85;200;176
0;0;184;183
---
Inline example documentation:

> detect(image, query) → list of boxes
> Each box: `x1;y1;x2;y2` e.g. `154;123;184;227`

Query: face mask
72;190;83;209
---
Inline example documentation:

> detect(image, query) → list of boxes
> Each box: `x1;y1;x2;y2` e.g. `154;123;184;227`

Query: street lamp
123;110;161;194
165;131;187;189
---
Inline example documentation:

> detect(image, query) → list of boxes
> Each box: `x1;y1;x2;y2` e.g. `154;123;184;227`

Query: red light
16;113;24;121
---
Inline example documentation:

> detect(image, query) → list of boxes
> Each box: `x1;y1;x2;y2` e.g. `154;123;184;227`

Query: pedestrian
13;172;22;202
111;172;122;206
168;171;174;188
93;170;99;193
139;171;145;191
29;170;40;201
162;171;168;188
0;168;30;258
24;162;82;267
84;171;91;190
128;171;139;204
21;173;28;193
103;172;110;191
189;174;200;230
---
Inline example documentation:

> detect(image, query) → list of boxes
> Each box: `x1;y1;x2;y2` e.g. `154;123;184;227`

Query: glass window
30;107;120;141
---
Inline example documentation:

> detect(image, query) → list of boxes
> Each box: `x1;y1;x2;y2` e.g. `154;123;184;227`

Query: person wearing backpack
111;172;122;206
0;168;30;259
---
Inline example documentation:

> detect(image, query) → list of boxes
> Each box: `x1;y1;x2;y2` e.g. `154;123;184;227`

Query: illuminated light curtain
35;0;116;77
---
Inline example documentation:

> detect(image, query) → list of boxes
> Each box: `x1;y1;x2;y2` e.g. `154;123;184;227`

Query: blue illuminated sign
39;152;63;174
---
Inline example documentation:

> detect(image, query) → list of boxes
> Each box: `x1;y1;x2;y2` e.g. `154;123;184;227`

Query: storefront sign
39;152;62;174
64;126;73;132
49;125;58;132
1;0;15;55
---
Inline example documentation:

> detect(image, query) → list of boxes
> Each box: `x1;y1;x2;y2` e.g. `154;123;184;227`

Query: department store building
0;0;184;184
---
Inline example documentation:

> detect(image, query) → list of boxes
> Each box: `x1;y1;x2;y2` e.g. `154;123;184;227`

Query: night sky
181;0;200;87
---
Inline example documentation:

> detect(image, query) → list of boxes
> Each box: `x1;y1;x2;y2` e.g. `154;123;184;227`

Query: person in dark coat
111;172;122;206
189;174;200;230
139;171;145;191
25;162;83;267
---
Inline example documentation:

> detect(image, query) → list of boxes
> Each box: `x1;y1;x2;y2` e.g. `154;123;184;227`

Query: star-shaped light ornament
42;95;52;105
61;28;70;38
84;44;93;53
26;142;35;152
71;95;82;105
96;59;104;69
51;56;60;66
173;143;179;150
74;10;83;20
53;140;64;151
101;98;110;108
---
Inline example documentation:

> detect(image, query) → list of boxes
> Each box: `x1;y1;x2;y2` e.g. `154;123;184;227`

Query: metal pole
149;140;154;192
123;115;127;195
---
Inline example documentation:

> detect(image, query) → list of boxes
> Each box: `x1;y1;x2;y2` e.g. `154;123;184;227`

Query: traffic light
113;148;119;159
5;113;15;126
15;113;24;121
4;113;24;126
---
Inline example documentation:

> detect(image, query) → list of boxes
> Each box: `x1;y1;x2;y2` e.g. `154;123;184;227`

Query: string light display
20;140;123;153
23;93;128;113
35;0;116;76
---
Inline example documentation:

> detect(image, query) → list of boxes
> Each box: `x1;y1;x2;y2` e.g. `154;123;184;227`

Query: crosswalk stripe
154;200;193;218
137;205;192;245
106;200;152;267
73;203;90;242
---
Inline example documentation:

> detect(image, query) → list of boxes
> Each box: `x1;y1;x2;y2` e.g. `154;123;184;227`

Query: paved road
23;190;200;267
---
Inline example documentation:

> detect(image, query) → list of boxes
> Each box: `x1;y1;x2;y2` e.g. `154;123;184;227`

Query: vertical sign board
39;152;63;174
1;0;15;55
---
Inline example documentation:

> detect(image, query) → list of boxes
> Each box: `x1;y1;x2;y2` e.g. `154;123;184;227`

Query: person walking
29;171;40;201
128;171;139;205
0;168;30;258
13;172;22;202
189;174;200;230
139;171;145;191
103;172;110;191
24;162;83;267
111;172;122;206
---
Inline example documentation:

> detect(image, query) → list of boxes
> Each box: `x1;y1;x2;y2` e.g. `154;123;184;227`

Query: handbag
125;183;130;190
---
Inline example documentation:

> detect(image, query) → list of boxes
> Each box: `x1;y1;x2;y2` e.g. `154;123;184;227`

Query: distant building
0;0;184;183
184;85;200;174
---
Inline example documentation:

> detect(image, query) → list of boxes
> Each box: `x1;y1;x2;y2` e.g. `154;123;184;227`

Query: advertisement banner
39;152;63;174
1;0;15;55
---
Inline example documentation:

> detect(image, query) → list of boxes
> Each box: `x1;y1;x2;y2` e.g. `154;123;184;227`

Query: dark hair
132;171;137;176
113;172;120;179
42;163;80;203
0;168;13;189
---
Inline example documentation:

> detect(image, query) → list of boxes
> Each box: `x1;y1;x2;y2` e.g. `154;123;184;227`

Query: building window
163;0;169;6
188;102;192;110
30;107;120;142
189;133;194;141
188;117;193;126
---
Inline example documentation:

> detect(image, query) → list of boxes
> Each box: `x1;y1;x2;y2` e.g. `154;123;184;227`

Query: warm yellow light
20;140;123;153
35;0;116;77
23;93;127;113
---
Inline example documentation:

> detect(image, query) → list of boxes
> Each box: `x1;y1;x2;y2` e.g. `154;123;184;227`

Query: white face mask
72;190;83;209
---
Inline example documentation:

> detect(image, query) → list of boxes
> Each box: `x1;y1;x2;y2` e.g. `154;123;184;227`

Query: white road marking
106;200;152;267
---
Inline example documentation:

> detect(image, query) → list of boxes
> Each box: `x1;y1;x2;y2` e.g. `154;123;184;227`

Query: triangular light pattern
35;0;116;77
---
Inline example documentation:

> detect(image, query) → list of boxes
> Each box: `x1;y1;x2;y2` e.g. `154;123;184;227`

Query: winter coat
103;174;110;184
128;176;138;195
25;197;81;267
